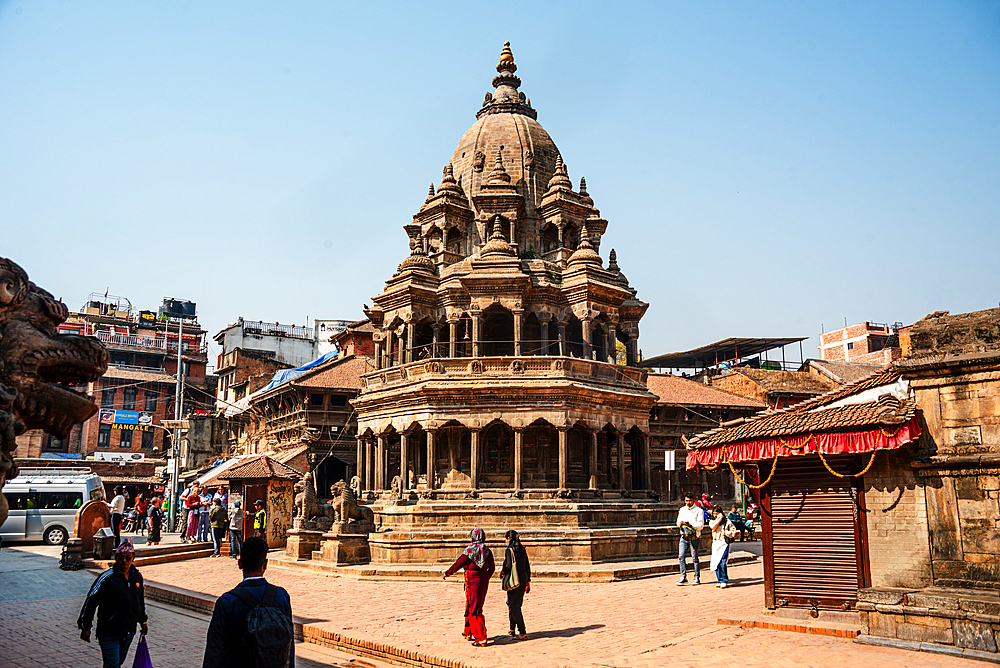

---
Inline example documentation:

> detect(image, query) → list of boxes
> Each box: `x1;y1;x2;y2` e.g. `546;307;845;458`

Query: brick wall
83;380;172;456
863;449;933;589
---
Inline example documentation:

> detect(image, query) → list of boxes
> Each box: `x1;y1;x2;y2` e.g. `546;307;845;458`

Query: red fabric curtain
686;416;921;469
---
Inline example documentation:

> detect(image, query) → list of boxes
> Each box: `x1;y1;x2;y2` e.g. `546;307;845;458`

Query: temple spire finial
486;147;511;185
579;176;588;196
497;41;517;74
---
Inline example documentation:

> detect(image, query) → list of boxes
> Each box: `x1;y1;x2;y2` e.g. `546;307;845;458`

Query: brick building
819;321;903;364
15;293;212;460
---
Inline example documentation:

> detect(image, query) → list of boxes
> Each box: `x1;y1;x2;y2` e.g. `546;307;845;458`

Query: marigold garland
817;448;877;478
778;433;813;451
729;450;778;489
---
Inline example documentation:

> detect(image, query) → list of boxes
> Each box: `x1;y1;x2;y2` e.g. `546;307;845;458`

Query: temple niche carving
348;43;677;566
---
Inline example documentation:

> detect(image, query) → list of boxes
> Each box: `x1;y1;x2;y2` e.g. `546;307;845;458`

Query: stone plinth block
319;531;372;565
285;529;324;561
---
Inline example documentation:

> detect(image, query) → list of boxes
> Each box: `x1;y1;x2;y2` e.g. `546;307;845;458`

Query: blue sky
2;1;998;369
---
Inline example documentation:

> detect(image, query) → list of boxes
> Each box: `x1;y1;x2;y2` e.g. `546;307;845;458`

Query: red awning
686;416;921;469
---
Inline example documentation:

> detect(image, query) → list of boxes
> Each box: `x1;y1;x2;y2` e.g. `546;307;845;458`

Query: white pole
168;319;183;532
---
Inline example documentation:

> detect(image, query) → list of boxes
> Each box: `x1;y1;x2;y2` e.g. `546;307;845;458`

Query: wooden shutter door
765;455;868;610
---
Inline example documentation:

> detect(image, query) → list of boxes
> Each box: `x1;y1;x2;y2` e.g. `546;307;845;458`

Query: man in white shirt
109;487;126;549
676;493;705;585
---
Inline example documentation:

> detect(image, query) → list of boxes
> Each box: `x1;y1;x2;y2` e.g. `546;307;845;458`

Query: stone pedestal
285;529;324;561
317;522;374;565
61;538;84;570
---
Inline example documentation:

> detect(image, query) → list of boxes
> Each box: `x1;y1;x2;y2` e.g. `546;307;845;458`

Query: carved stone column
540;319;550;356
513;427;524;491
364;438;373;490
640;432;650;490
376;433;387;490
399;431;410;492
396;328;405;366
607;326;617;364
356;437;365;489
513;309;524;357
557;426;569;489
385;330;394;368
426;428;437;490
626;333;638;367
406;322;415;363
471;311;482;358
589;428;598;489
616;430;625;489
558;322;568;357
432;325;441;358
374;339;383;370
448;319;458;358
582;316;593;360
470;428;481;489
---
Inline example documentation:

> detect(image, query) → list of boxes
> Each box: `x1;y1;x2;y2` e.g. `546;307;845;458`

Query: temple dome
448;43;561;216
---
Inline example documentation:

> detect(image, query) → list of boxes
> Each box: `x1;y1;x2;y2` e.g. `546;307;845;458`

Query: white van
1;468;105;545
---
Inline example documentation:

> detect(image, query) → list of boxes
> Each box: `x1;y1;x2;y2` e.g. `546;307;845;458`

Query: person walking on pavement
202;536;294;668
500;529;531;640
209;497;228;557
443;528;496;647
253;499;267;539
109;486;126;548
146;497;163;546
710;506;734;588
197;487;213;542
78;539;149;668
676;493;705;585
229;500;246;559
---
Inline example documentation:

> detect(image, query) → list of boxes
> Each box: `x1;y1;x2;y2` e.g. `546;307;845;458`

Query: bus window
5;493;37;510
38;492;84;510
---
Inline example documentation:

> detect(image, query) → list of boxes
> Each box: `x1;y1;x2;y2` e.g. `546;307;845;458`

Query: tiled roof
294;355;374;390
804;359;883;385
219;455;302;480
688;371;916;449
646;374;765;409
103;366;175;384
721;368;839;395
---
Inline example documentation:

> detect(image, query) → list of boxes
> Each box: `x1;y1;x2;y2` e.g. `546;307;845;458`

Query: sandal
472;640;488;647
508;630;516;637
519;634;528;640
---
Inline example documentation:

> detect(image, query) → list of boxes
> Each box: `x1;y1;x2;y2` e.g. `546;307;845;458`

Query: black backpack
229;584;293;668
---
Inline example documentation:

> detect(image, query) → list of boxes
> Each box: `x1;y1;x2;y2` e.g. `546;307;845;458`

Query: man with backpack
202;536;294;668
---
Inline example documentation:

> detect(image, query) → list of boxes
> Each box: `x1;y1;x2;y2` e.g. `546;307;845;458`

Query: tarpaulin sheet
686;416;921;469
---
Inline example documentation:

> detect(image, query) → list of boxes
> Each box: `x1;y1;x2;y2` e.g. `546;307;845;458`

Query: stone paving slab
136;553;975;668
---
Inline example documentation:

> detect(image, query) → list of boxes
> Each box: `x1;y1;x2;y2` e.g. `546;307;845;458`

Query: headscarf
463;528;491;568
115;539;135;558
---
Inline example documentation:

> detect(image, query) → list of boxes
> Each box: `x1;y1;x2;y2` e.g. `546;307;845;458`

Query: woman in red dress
443;528;496;646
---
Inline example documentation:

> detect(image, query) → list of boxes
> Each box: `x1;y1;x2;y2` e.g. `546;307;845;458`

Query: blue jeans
198;513;211;541
678;537;700;581
211;527;225;555
229;529;243;557
98;634;134;668
716;543;731;584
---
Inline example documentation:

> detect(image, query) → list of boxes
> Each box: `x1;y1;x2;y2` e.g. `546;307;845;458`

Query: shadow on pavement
511;623;605;640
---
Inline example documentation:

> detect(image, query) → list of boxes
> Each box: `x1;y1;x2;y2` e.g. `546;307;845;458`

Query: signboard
139;310;157;325
94;452;146;462
100;410;154;432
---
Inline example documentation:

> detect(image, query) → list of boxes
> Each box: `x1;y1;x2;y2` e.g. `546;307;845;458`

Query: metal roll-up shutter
770;455;861;609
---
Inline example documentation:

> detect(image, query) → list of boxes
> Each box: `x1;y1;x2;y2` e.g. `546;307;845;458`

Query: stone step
268;550;758;582
718;614;861;638
83;545;215;570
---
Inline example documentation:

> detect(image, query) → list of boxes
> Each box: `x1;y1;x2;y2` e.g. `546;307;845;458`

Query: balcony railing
361;355;647;391
241;320;312;339
93;331;208;356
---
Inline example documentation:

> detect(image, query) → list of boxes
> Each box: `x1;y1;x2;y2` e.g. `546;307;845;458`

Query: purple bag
132;636;152;668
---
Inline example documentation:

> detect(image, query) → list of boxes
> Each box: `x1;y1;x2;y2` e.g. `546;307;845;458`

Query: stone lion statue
293;472;335;530
330;479;374;525
0;258;108;527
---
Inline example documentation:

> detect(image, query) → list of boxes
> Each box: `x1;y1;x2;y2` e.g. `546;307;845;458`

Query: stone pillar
426;429;436;490
374;340;383;370
582;316;593;360
396;329;405;366
399;431;410;492
470;428;481;489
376;434;387;490
356;438;365;490
442;227;449;249
364;438;373;490
626;333;638;367
513;309;524;357
589;429;598;489
557;427;569;489
448;320;458;358
471;311;481;358
558;322;568;357
540;320;550;356
513;427;524;491
616;430;625;490
640;432;650;490
432;325;441;358
406;323;415;363
608;326;617;364
385;330;394;368
557;224;565;247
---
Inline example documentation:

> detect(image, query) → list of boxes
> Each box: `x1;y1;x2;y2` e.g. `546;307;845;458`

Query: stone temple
350;43;676;565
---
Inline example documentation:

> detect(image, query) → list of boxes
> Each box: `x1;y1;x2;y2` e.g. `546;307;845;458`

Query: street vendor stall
218;455;303;549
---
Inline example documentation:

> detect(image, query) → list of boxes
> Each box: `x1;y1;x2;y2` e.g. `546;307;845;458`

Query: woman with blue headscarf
443;528;495;646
